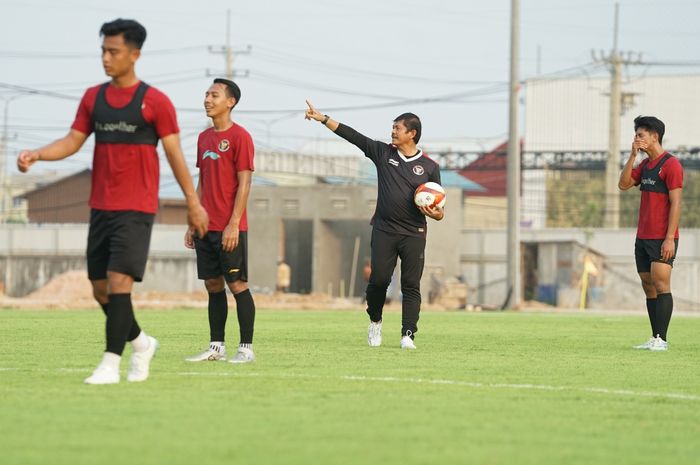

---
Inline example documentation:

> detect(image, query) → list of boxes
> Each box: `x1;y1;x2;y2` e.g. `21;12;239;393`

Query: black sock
127;320;142;342
101;301;141;341
234;289;255;344
208;290;228;343
655;293;673;341
105;293;135;355
645;298;657;337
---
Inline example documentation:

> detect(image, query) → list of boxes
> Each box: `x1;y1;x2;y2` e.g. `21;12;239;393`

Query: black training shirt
336;123;441;237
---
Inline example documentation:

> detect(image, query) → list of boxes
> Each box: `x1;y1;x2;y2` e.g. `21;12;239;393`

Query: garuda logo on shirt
202;150;220;161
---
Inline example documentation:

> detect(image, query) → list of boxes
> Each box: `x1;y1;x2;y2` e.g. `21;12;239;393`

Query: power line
0;45;208;59
253;45;506;86
0;82;79;100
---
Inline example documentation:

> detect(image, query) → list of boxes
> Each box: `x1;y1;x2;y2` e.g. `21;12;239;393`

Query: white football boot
400;331;417;350
368;321;382;347
84;352;121;385
127;336;159;382
84;363;120;385
633;337;655;350
649;336;668;352
228;346;255;364
185;343;227;362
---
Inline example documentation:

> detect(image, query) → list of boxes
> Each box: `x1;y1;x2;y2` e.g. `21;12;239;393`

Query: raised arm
305;99;386;159
161;133;209;237
17;129;89;172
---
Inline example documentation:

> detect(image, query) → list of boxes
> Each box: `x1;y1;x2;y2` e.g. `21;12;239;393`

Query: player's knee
204;278;225;293
229;280;248;294
368;278;391;290
91;281;108;303
106;272;134;294
92;288;108;304
653;281;670;294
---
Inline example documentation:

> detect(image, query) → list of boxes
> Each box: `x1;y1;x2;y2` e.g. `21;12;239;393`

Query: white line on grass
3;367;698;402
340;375;700;402
179;371;700;402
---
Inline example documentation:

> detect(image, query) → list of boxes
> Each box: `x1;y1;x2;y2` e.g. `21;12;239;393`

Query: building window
254;198;269;211
331;198;348;210
284;199;299;213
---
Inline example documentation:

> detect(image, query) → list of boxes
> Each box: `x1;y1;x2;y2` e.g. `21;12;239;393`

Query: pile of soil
1;271;462;311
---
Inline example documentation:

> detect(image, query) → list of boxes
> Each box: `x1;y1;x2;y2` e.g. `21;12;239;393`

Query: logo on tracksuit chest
202;150;220;161
413;165;424;175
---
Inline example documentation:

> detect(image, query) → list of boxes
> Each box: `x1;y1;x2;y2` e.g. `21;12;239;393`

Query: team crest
218;139;230;152
413;165;424;175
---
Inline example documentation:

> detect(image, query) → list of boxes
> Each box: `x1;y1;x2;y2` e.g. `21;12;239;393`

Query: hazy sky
2;0;699;176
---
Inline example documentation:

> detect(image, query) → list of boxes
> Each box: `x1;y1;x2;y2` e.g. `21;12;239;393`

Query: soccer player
184;79;256;364
618;116;683;351
304;100;444;349
16;19;208;384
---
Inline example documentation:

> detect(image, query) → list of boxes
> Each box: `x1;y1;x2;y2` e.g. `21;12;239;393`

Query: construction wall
461;228;700;311
0;185;464;300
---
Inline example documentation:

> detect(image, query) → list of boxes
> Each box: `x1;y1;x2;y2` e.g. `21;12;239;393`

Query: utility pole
593;3;642;228
0;102;7;224
207;9;251;80
0;97;16;224
506;0;521;309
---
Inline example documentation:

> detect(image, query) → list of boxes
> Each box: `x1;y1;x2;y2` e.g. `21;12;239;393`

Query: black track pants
365;228;426;337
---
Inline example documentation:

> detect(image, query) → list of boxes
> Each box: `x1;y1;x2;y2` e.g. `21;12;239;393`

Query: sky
1;0;699;179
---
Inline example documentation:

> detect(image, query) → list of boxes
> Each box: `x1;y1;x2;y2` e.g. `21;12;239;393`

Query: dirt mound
4;271;452;311
26;270;93;302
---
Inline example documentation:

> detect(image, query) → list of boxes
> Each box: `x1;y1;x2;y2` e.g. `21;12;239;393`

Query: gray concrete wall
0;184;464;300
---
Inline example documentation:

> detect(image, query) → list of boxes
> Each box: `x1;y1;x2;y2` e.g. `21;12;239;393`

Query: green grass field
1;308;699;465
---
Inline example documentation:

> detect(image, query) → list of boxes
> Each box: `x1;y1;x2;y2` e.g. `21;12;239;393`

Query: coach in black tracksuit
305;100;444;347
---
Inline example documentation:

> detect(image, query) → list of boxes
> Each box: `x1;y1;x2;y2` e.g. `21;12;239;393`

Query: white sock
130;331;150;352
101;352;121;370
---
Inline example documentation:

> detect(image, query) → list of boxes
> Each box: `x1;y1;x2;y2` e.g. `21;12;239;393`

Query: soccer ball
414;182;446;208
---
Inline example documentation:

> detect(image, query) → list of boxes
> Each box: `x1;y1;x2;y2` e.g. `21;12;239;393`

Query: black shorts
87;209;155;282
194;231;249;282
635;238;679;273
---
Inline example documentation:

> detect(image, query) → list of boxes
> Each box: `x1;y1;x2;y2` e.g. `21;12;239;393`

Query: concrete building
524;74;700;152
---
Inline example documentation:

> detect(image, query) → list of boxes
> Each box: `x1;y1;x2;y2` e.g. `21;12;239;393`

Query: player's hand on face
17;150;39;173
661;238;675;262
188;203;209;238
305;99;322;122
184;227;195;249
222;224;240;252
632;140;648;155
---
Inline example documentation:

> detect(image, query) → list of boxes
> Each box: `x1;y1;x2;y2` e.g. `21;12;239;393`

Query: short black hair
100;19;147;49
394;112;421;143
213;78;241;105
634;115;665;144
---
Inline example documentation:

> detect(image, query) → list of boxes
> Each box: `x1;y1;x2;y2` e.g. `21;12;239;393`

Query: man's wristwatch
321;115;330;125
